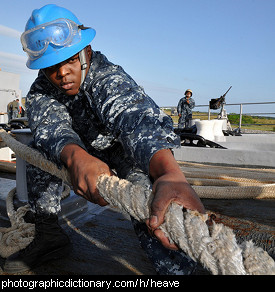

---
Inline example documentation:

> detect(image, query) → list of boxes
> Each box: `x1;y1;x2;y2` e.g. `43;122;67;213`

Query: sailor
177;89;195;129
7;98;20;122
4;4;205;274
11;98;20;120
7;100;13;122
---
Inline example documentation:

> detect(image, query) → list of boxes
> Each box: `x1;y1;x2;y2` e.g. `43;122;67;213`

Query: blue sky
0;0;274;115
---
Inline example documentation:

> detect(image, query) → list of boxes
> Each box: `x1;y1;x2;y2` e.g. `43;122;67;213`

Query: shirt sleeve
177;98;183;114
189;97;195;109
89;67;181;174
26;74;87;168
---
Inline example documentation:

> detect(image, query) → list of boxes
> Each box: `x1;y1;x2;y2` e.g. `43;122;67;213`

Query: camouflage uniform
11;100;20;119
7;102;13;123
26;50;196;275
177;97;195;129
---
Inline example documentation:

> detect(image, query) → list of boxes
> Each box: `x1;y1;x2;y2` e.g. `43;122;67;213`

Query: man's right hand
60;144;113;206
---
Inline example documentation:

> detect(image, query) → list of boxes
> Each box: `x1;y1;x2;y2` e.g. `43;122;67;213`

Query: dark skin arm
61;144;205;250
60;144;112;206
147;148;205;249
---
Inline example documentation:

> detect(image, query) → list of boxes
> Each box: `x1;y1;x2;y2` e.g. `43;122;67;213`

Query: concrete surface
174;133;275;168
0;206;158;275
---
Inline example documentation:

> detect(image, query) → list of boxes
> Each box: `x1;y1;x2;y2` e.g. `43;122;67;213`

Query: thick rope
0;129;70;183
179;161;275;199
1;158;275;199
0;188;34;258
96;175;275;275
0;129;274;274
0;184;70;258
0;129;274;200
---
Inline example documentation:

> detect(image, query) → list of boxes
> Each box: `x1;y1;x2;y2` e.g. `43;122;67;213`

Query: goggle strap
81;63;87;70
79;49;87;85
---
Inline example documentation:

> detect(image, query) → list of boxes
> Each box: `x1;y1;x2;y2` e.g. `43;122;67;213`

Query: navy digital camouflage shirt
177;97;195;117
26;51;180;178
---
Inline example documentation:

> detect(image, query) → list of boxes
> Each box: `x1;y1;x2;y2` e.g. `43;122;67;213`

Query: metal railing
161;101;275;132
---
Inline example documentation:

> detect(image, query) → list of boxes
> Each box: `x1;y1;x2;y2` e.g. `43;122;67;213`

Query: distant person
6;98;20;122
12;98;20;119
19;105;26;117
177;89;195;129
7;100;13;122
11;98;20;120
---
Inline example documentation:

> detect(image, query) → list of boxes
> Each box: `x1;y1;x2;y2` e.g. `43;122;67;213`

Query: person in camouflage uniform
4;4;205;274
7;98;20;122
177;89;195;129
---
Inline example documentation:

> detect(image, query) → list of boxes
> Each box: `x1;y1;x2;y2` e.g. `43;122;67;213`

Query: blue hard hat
21;4;96;69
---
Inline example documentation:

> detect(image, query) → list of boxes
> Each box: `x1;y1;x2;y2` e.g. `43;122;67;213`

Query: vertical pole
208;105;211;120
239;104;243;131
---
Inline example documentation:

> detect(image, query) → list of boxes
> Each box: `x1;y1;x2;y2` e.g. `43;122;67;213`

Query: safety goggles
21;18;84;60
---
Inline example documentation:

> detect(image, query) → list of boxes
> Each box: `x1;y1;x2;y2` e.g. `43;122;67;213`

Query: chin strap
79;49;87;85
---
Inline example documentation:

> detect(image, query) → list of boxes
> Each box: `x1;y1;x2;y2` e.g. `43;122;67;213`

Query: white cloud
0;51;27;72
0;51;25;62
0;51;38;96
0;25;27;73
0;24;21;39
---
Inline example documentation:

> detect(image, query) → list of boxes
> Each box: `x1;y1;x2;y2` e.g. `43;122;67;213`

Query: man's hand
61;144;113;206
148;149;205;250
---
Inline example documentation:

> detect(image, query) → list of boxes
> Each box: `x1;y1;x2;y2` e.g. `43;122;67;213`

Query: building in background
0;69;21;123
